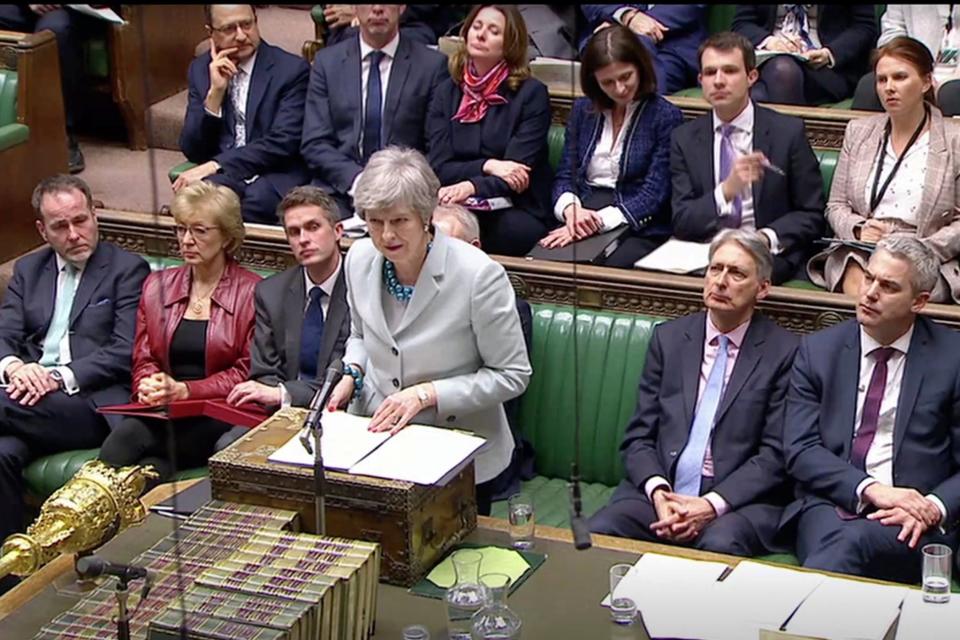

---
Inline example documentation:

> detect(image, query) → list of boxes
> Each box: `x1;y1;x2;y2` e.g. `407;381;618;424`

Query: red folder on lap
97;399;272;428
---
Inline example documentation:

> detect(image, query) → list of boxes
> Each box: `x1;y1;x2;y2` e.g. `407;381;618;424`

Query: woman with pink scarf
427;4;554;256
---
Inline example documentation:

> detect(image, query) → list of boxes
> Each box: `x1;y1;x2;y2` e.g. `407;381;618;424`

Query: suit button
392;378;400;388
391;347;398;356
669;450;678;457
447;416;456;423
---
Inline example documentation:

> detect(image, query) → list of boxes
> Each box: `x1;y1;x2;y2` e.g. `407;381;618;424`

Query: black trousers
99;415;230;484
0;390;109;542
479;207;551;257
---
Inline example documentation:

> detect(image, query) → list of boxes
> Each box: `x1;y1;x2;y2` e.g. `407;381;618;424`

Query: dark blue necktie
299;287;326;381
363;50;385;161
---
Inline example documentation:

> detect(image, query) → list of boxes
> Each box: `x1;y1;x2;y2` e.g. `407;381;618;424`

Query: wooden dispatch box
208;408;478;587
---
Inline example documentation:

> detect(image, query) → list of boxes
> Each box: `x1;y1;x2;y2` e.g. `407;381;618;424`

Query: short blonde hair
170;182;246;255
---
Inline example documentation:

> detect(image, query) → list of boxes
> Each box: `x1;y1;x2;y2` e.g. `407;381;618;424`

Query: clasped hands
856;219;895;243
539;204;604;249
137;372;189;406
5;362;57;407
862;483;942;549
649;488;718;543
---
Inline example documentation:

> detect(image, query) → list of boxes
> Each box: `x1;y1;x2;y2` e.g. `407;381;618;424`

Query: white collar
712;99;754;135
359;31;400;62
237;49;257;76
859;322;915;358
303;255;342;300
54;252;86;275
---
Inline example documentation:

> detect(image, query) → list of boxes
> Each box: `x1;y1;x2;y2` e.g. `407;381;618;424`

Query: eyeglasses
175;224;218;240
210;18;256;36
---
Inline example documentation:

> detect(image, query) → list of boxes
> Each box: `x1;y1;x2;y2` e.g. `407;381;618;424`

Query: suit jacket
580;4;707;68
180;41;310;190
428;76;554;222
620;311;798;512
878;5;951;56
249;264;349;407
810;108;960;302
0;242;150;427
300;34;448;197
782;317;960;531
132;259;260;400
670;104;826;284
732;5;878;88
325;5;462;48
553;95;683;237
343;233;532;483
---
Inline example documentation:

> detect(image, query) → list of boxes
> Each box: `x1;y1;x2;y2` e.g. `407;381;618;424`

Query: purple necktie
836;347;896;521
718;124;743;228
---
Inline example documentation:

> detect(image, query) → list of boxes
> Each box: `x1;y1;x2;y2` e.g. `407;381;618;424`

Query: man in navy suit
783;236;960;584
589;229;798;556
670;32;825;284
176;4;310;225
581;4;707;94
301;4;448;220
0;175;149;593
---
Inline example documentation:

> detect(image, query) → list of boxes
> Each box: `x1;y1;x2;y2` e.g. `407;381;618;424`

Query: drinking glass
445;550;485;640
609;563;637;625
922;543;952;604
507;493;535;550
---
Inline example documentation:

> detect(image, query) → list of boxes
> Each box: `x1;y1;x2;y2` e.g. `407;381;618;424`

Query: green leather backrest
518;304;664;486
707;5;737;35
0;69;18;128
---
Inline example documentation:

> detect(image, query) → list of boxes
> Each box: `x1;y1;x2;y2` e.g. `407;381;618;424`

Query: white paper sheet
348;424;485;485
634;238;712;274
601;552;729;606
896;590;960;640
67;4;125;23
785;576;907;640
267;411;389;470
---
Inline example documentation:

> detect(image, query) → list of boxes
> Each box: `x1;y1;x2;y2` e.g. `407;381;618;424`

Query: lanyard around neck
869;108;929;213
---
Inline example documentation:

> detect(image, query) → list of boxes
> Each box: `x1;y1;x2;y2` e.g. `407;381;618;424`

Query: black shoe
68;141;85;174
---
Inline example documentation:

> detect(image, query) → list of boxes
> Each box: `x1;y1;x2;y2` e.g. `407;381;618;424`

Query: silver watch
416;386;429;407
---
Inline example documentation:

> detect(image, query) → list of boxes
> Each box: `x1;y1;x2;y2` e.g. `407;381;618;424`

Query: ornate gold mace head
0;460;158;579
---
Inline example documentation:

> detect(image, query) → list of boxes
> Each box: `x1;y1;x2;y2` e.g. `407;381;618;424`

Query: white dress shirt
863;132;929;227
0;254;84;395
853;325;948;524
349;33;400;198
279;259;342;408
553;101;639;231
711;101;782;254
204;49;258;138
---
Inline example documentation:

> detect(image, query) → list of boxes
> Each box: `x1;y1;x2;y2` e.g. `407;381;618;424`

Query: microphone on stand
569;463;592;550
300;361;344;454
76;556;149;582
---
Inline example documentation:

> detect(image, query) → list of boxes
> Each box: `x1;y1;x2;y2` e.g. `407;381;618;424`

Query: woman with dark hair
427;4;554;256
539;24;683;267
808;36;960;302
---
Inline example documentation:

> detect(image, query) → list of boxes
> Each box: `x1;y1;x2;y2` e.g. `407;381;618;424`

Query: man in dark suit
581;4;707;94
176;4;310;225
783;236;960;584
301;4;448;220
589;229;797;556
226;186;349;417
671;32;825;284
0;175;149;593
321;4;464;48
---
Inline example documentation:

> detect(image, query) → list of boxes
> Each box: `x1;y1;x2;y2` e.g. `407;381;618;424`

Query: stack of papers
784;577;907;640
634;238;712;274
267;411;485;485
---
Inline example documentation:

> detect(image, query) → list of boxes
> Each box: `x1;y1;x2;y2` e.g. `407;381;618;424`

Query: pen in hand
733;143;787;176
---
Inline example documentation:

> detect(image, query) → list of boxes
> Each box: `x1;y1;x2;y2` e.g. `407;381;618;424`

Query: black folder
527;226;629;264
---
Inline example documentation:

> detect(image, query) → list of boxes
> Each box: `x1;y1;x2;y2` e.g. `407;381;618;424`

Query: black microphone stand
311;411;327;536
113;574;132;640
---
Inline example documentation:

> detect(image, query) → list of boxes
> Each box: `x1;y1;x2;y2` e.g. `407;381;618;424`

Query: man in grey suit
589;229;798;556
301;4;448;219
226;186;349;412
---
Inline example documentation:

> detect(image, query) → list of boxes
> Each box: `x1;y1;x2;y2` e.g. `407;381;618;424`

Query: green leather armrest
0;123;28;151
311;4;325;25
169;161;197;183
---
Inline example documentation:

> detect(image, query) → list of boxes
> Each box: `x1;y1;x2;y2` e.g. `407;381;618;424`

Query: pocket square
90;298;112;307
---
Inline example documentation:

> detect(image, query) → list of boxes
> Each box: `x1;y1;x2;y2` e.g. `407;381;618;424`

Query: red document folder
97;399;271;428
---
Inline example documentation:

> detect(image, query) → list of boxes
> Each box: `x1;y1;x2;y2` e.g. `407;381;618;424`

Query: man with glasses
176;4;310;225
0;175;149;594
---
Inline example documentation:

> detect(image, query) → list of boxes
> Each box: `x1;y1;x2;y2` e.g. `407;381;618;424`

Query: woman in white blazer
327;147;532;514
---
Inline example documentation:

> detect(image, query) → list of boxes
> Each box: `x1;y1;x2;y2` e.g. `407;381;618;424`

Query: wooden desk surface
0;483;908;639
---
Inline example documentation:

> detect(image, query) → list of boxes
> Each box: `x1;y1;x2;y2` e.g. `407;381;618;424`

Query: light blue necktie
39;264;79;366
674;335;730;497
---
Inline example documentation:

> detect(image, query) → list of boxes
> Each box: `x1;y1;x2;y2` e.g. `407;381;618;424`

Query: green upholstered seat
23;448;208;502
0;69;28;152
169;161;197;183
672;87;704;99
489;477;616;528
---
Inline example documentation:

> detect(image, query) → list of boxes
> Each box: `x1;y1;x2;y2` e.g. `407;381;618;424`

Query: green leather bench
0;69;29;152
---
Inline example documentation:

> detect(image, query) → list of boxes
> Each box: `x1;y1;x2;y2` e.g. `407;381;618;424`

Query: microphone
300;361;344;453
569;468;593;551
76;556;149;582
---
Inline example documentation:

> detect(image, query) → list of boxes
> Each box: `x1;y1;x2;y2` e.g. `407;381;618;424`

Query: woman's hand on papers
368;384;436;435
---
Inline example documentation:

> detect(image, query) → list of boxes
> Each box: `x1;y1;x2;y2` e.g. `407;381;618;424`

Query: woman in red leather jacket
99;182;260;480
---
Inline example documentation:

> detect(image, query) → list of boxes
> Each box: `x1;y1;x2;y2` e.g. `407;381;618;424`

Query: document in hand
634;238;712;274
267;411;486;485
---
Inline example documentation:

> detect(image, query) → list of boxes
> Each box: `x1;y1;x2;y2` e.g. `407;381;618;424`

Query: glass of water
609;563;637;625
508;493;535;550
922;543;952;604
